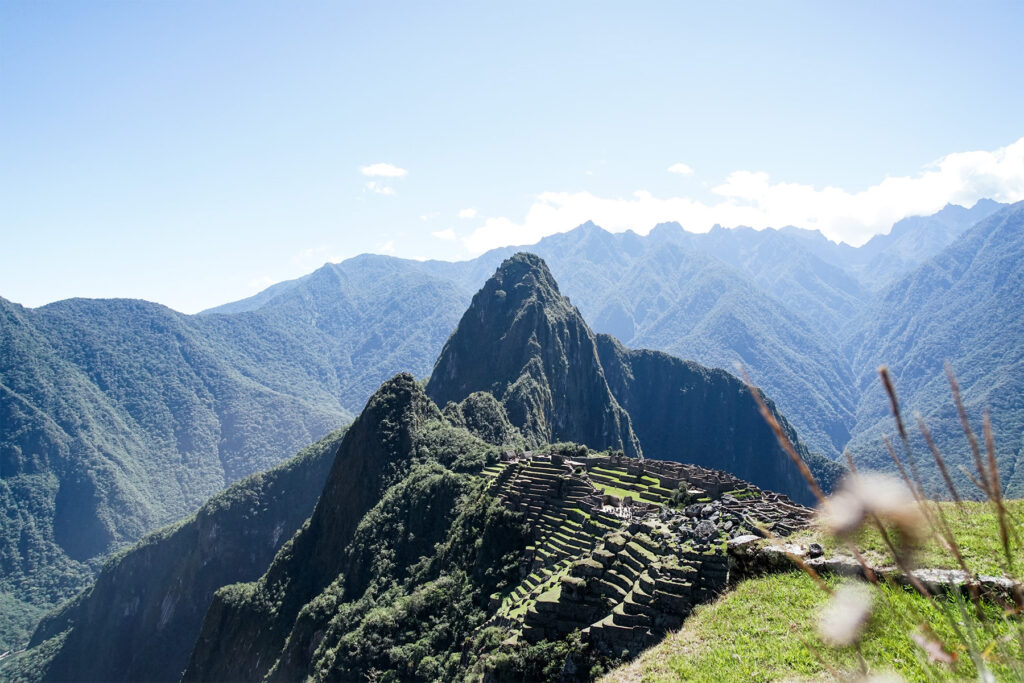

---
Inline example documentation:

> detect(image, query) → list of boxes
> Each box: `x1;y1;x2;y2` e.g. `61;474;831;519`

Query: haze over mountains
1;197;1021;653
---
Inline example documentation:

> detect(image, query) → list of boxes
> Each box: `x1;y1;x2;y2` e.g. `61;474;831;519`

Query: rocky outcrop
427;253;641;458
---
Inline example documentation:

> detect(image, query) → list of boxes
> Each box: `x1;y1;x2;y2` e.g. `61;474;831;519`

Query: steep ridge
426;253;642;458
597;335;844;503
17;428;343;683
182;374;455;682
846;201;1024;496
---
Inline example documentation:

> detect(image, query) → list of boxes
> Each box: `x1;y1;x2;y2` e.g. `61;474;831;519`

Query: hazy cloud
458;208;478;219
462;137;1024;254
668;162;694;175
247;275;275;291
365;181;396;195
431;228;457;241
360;162;408;177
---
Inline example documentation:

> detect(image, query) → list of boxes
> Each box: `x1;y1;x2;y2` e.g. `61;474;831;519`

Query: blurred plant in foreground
745;364;1023;681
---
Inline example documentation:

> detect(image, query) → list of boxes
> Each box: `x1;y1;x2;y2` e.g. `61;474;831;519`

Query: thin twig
917;415;963;508
983;413;1014;575
880;367;926;498
740;367;826;505
946;363;989;498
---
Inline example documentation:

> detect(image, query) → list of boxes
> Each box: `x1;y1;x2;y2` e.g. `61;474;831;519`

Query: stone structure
481;450;815;658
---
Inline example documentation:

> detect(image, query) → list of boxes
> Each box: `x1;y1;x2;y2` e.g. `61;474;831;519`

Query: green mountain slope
9;428;343;683
846;201;1024;496
181;373;491;682
0;298;344;650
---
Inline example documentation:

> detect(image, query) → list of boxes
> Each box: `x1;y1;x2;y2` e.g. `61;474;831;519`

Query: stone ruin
479;450;814;658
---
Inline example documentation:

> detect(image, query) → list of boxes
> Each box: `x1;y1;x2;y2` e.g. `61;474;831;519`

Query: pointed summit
426;253;641;457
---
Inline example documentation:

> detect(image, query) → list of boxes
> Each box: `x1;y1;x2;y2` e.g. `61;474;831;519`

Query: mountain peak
426;253;641;457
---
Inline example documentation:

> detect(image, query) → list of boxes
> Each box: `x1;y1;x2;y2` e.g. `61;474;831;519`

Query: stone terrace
479;450;815;655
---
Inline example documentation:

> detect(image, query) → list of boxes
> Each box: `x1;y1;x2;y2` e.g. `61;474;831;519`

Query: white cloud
377;239;396;254
365;181;396;196
462;136;1024;254
248;275;275;290
668;162;694;175
291;245;343;270
361;162;408;177
420;212;440;221
431;228;456;241
458;207;478;219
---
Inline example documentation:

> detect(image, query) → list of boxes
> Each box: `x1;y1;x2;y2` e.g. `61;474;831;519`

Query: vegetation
790;499;1024;577
618;364;1024;682
1;428;346;682
603;571;1021;682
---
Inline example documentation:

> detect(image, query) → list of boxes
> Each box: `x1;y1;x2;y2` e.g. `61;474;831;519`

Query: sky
3;1;1024;314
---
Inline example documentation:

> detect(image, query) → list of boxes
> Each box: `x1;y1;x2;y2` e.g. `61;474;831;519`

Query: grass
788;499;1024;576
602;571;1023;682
595;483;639;501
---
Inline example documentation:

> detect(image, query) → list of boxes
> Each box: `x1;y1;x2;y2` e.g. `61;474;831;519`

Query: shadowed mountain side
21;429;344;683
596;335;844;505
426;253;641;458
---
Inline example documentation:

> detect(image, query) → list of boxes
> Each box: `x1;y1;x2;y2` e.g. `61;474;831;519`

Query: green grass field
604;571;1022;682
604;499;1024;682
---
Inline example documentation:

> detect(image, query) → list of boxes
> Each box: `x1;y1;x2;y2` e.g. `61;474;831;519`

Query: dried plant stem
916;416;963;508
740;368;826;505
880;366;926;498
946;364;989;498
983;413;1015;575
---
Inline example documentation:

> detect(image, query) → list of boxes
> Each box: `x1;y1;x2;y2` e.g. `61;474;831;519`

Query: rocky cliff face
596;335;843;505
426;253;641;457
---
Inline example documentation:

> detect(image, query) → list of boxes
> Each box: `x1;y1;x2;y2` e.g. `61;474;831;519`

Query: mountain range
1;197;1021;653
8;254;830;682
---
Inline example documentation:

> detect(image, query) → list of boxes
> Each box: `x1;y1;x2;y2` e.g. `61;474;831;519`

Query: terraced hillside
477;451;813;659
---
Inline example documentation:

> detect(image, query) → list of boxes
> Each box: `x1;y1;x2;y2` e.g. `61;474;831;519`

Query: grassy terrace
587;465;672;505
788;499;1024;576
602;571;1022;682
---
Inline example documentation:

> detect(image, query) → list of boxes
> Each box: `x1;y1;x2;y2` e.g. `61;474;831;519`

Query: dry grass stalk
739;368;826;505
879;366;926;496
916;415;963;508
983;413;1015;576
946;363;989;498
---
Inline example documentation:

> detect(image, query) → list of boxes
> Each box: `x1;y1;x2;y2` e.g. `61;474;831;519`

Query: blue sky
3;1;1024;313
